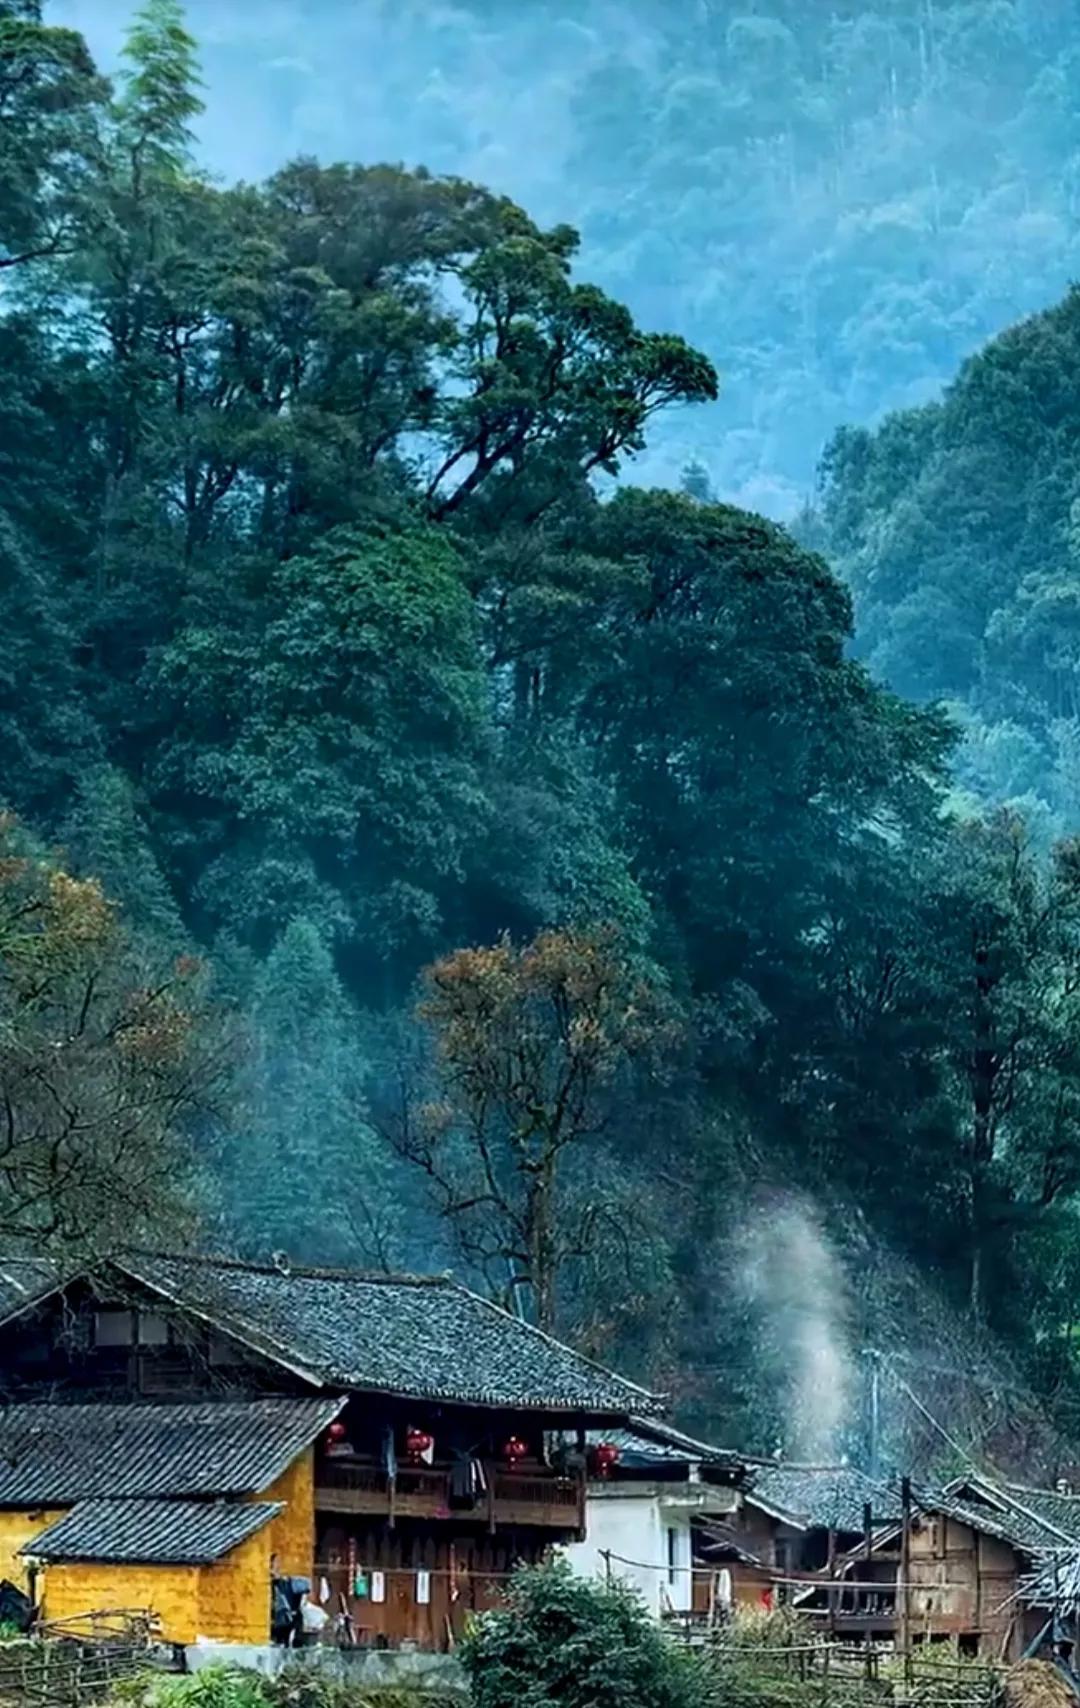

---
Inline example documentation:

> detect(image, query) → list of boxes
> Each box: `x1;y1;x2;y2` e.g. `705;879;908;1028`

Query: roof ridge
751;1461;879;1475
128;1250;455;1288
1005;1480;1080;1501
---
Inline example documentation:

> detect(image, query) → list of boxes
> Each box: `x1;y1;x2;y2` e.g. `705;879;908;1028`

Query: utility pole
863;1348;882;1480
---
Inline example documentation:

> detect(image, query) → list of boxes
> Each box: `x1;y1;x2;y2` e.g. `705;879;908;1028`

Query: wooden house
697;1462;901;1638
899;1477;1080;1658
0;1252;661;1651
797;1474;1080;1658
562;1420;744;1619
730;1463;900;1584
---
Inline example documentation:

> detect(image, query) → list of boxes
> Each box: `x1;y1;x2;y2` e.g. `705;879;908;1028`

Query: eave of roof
23;1499;282;1566
622;1416;745;1471
0;1397;346;1504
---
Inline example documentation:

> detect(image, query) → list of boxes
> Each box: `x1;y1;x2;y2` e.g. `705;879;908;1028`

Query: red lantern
593;1442;620;1479
503;1436;528;1465
405;1427;434;1464
327;1421;347;1443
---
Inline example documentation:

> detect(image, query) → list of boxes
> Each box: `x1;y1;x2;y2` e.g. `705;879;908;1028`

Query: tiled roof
23;1499;281;1565
937;1477;1080;1554
0;1398;344;1503
117;1253;661;1416
587;1419;743;1470
0;1258;62;1322
745;1464;901;1532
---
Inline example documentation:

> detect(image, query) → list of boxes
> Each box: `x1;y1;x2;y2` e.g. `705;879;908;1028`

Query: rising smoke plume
735;1193;855;1462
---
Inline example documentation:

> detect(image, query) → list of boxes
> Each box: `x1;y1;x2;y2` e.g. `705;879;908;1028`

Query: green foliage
215;917;410;1266
460;1558;701;1708
0;1;104;269
820;286;1080;834
150;520;488;960
265;1669;465;1708
116;0;203;171
118;1666;270;1708
8;0;1080;1460
117;1664;465;1708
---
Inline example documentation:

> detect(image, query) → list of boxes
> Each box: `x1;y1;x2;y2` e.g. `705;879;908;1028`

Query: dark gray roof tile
746;1464;901;1532
121;1254;660;1416
23;1499;281;1565
0;1398;344;1503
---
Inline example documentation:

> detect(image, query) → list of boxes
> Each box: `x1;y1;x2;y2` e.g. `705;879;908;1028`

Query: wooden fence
697;1638;1004;1708
0;1610;175;1707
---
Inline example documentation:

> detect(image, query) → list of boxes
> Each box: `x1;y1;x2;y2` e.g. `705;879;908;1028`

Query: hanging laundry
382;1426;397;1480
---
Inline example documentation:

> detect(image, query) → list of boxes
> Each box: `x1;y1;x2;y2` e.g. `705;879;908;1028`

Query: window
667;1525;679;1586
93;1309;134;1348
137;1313;170;1347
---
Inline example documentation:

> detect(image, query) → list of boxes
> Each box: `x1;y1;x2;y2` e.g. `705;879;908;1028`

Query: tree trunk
528;1158;557;1333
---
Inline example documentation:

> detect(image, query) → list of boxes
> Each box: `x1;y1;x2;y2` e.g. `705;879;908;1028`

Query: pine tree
223;920;408;1267
61;764;185;948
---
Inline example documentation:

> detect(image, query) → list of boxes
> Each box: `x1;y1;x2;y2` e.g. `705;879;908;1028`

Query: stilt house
0;1253;661;1651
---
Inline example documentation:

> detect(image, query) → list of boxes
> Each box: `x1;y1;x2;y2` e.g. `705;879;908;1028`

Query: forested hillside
63;0;1080;516
820;288;1080;843
7;0;1080;1473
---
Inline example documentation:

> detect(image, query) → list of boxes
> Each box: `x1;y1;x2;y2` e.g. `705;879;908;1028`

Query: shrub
114;1668;270;1708
266;1673;465;1708
459;1558;701;1708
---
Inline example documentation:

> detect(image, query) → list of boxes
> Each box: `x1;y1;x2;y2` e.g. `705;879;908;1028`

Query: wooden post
827;1527;837;1637
900;1475;913;1682
864;1501;874;1671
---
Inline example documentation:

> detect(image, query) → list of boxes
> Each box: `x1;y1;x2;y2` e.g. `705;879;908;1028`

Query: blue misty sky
54;0;720;496
52;1;577;213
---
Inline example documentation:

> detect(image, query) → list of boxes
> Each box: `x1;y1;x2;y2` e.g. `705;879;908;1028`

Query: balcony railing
316;1459;584;1532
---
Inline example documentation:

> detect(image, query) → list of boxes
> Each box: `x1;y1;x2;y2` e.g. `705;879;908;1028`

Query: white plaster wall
563;1495;695;1618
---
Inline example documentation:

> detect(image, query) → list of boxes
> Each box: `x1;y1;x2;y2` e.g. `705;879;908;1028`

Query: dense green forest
7;0;1080;1474
820;287;1080;851
63;0;1080;517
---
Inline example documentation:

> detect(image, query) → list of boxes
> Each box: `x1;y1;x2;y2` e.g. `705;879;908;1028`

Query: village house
690;1462;904;1638
562;1420;744;1619
726;1462;901;1589
894;1475;1080;1659
791;1472;1080;1658
0;1252;662;1652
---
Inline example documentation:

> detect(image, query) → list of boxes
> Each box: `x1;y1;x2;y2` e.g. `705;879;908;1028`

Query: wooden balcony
316;1459;584;1532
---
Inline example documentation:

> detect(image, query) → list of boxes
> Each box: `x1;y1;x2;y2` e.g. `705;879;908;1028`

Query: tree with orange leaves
381;926;675;1332
0;813;229;1255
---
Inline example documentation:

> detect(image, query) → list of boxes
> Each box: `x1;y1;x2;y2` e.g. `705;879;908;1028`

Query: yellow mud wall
0;1510;67;1593
262;1447;314;1577
42;1562;201;1642
44;1535;273;1647
197;1526;272;1644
